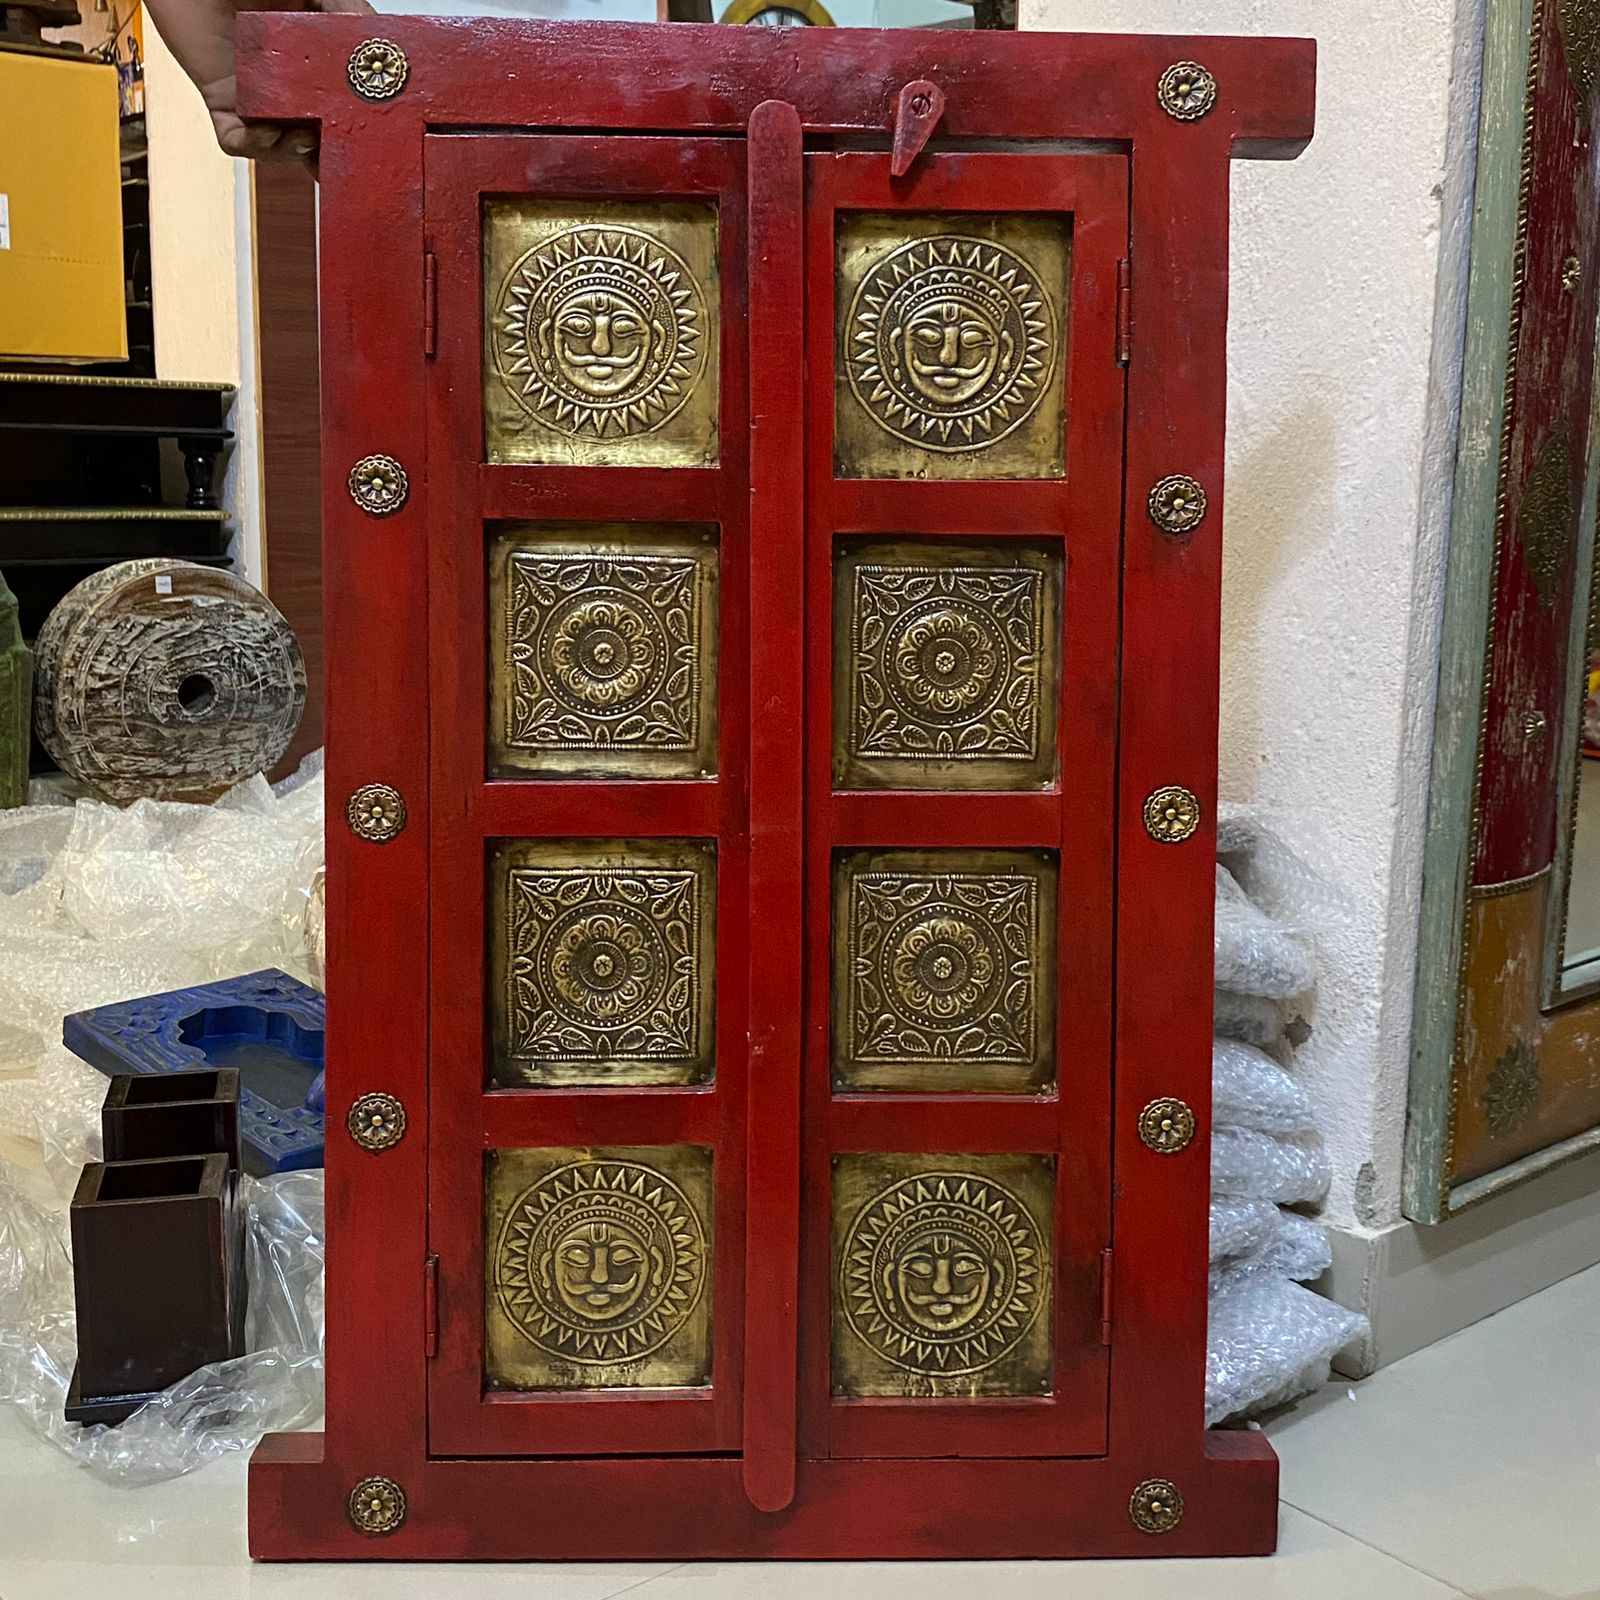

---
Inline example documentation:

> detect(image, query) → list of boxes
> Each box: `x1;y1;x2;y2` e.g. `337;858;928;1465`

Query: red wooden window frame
239;15;1315;1561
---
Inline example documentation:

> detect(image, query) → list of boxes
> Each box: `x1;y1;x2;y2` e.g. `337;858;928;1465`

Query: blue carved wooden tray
63;969;325;1176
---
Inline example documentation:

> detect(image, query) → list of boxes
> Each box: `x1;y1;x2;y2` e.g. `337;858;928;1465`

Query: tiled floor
1;1264;1596;1599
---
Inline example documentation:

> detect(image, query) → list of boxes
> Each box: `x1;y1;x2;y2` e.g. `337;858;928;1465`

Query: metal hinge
423;251;438;358
1115;258;1132;366
1099;1247;1114;1345
423;1253;439;1358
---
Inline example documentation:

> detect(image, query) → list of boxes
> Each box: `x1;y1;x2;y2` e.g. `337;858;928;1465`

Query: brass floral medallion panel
489;838;716;1087
833;539;1061;790
832;1151;1053;1398
483;199;719;467
488;525;719;780
486;1144;713;1390
833;848;1057;1092
834;213;1070;480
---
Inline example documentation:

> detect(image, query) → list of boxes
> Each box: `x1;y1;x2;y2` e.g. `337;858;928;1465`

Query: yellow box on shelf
0;53;127;363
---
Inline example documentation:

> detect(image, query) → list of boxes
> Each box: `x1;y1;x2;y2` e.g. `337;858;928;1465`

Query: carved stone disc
32;559;306;803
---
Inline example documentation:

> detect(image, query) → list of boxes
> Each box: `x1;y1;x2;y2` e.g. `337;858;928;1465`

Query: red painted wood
250;1430;1279;1559
237;16;1315;154
742;98;806;1516
1475;3;1600;884
240;15;1313;1560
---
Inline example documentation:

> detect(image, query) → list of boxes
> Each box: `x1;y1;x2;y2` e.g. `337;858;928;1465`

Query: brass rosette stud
347;39;408;102
1137;1097;1197;1154
347;454;409;517
348;1092;407;1152
1157;61;1217;121
1129;1477;1184;1534
1147;473;1207;535
1143;785;1201;844
346;783;406;843
347;1475;406;1535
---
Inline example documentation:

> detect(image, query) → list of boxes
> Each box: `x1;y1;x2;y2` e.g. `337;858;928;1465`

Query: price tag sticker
155;575;173;595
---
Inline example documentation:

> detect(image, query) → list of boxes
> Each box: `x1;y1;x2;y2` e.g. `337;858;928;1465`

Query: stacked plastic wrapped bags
1207;818;1367;1424
0;762;326;1479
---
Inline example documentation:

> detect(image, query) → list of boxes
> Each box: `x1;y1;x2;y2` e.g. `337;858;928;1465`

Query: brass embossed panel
832;1151;1053;1398
486;1144;713;1390
833;539;1060;790
483;200;720;467
833;847;1057;1092
488;525;719;780
835;213;1070;481
489;838;716;1087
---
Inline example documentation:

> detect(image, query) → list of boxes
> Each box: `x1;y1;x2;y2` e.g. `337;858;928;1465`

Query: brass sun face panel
486;1144;713;1390
489;838;717;1088
483;199;720;468
834;213;1070;481
832;1151;1054;1398
833;539;1061;790
833;848;1057;1092
488;525;720;780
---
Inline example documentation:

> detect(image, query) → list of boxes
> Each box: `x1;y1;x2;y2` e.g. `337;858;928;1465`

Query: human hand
143;0;377;167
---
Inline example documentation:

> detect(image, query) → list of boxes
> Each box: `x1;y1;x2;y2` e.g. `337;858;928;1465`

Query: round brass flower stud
348;1475;406;1535
1148;473;1208;535
1129;1477;1184;1534
1138;1097;1197;1154
347;454;409;517
348;1092;407;1153
346;783;406;844
347;39;408;102
1158;61;1217;121
1143;785;1201;844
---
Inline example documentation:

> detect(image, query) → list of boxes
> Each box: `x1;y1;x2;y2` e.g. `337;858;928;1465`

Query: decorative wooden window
240;16;1314;1560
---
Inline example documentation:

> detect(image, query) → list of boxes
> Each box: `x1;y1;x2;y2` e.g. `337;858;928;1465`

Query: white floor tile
1268;1261;1600;1599
8;1265;1595;1598
626;1509;1465;1600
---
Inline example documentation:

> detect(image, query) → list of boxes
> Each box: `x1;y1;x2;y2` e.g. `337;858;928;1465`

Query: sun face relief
847;234;1056;453
495;224;706;437
833;1157;1054;1396
484;202;719;466
487;1147;713;1390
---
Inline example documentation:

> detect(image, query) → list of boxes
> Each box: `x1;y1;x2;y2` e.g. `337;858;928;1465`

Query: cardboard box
0;53;127;363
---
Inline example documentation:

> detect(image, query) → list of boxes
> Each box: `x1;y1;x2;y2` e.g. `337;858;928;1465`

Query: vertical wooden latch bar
742;98;806;1518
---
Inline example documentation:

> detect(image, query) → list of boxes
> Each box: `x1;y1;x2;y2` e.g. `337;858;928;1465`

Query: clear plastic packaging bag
1214;864;1317;999
0;1162;324;1483
1213;1038;1317;1135
1209;1195;1280;1263
0;756;328;1479
1210;1126;1332;1204
1206;1274;1365;1426
1210;1206;1333;1295
1213;989;1285;1050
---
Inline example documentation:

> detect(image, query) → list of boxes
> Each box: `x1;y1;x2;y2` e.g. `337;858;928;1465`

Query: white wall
1020;0;1480;1229
143;16;266;586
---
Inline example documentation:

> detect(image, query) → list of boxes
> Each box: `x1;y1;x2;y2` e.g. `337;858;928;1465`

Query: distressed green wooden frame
1406;0;1600;1222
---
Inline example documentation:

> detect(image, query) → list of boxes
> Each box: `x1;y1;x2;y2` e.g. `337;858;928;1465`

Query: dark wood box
67;1153;247;1425
101;1067;242;1171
